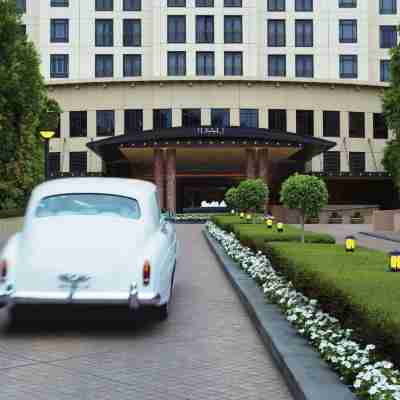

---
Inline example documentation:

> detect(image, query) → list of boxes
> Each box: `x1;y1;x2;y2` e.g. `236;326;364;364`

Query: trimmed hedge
0;209;24;219
264;242;400;366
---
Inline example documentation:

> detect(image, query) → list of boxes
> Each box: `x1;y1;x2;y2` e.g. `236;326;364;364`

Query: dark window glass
167;0;186;6
295;55;313;77
51;0;69;6
268;55;286;76
70;152;87;174
167;51;186;76
123;0;141;11
296;110;314;136
268;0;285;11
50;54;69;78
381;59;390;82
95;19;113;46
295;0;313;11
196;16;214;43
16;0;26;12
349;112;365;138
340;55;357;78
224;52;242;76
349;152;365;173
125;109;143;134
196;51;214;75
373;113;388;139
97;110;115;137
196;0;214;5
182;109;201;128
70;111;87;137
240;109;259;128
153;109;172;129
324;152;340;173
123;19;141;46
49;152;60;176
269;109;287;131
295;20;313;46
380;0;396;14
50;19;69;42
224;0;242;6
96;0;113;11
168;15;186;43
224;16;242;43
339;0;356;7
380;26;397;48
95;54;113;77
323;111;340;137
339;20;357;43
123;54;141;76
268;20;286;47
211;109;230;128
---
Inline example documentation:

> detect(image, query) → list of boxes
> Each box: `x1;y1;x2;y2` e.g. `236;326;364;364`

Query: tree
382;29;400;191
236;179;269;213
280;174;328;243
0;1;59;210
225;187;239;211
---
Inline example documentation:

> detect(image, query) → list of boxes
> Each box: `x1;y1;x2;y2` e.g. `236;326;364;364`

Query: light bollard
389;251;400;272
266;218;273;229
277;222;284;232
345;235;356;252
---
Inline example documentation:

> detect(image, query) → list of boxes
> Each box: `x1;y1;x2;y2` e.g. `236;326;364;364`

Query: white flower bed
206;221;400;400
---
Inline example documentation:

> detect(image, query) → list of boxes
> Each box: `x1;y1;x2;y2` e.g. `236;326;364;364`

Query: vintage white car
0;178;177;322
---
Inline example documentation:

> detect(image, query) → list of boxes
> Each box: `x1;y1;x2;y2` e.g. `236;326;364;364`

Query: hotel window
168;0;186;6
268;55;286;76
168;51;186;76
96;0;113;11
339;55;357;78
224;0;242;6
51;0;69;6
296;55;313;77
296;110;314;136
295;20;313;47
268;0;285;11
70;152;87;175
153;109;172;130
182;109;201;128
380;26;397;48
373;113;388;139
269;109;287;131
48;153;60;176
16;0;26;12
349;152;365;173
224;52;242;76
197;0;214;6
224;16;242;43
50;54;69;78
240;109;259;128
123;0;141;11
380;0;396;14
69;111;87;137
339;0;356;7
323;111;340;137
95;54;113;77
123;19;141;46
125;109;143;134
97;110;115;137
295;0;313;11
211;109;230;128
324;152;340;174
196;16;214;43
168;16;186;43
268;20;286;47
123;54;141;76
50;19;69;43
339;20;357;43
196;51;214;76
349;112;365;138
95;19;113;46
381;60;390;82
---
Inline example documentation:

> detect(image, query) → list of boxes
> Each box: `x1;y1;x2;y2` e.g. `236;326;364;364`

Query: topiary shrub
225;187;239;211
236;179;269;213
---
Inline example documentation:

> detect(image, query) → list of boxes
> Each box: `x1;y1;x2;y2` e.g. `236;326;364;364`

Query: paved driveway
0;224;292;400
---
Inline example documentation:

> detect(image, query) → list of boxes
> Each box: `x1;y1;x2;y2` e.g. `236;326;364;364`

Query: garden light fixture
231;209;235;215
266;218;273;229
345;235;356;252
389;251;400;272
240;212;244;219
277;222;284;232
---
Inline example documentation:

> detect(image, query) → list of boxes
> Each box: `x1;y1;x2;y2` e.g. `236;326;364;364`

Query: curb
359;231;400;244
203;229;356;400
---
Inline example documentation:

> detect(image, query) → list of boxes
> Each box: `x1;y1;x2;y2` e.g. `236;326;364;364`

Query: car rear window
35;194;141;220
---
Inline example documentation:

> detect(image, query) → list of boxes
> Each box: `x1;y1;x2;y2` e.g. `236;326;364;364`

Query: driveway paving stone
0;224;293;400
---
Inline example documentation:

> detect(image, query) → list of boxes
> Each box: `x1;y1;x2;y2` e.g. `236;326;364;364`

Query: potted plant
328;211;343;224
350;211;364;224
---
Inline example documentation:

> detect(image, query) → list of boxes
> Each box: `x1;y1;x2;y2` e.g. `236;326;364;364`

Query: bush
236;179;269;212
0;208;25;219
225;187;239;211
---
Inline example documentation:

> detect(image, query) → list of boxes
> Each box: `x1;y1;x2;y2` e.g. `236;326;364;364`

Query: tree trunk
300;212;305;243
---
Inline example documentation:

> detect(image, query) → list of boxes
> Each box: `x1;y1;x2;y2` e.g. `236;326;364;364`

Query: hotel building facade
18;0;399;211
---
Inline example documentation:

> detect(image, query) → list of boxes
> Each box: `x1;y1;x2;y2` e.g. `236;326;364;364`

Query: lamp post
39;130;55;180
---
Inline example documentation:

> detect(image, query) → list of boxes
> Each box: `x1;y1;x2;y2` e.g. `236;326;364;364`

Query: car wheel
157;302;169;321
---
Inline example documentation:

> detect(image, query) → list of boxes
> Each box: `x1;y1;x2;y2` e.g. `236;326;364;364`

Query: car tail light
143;260;151;286
0;260;8;282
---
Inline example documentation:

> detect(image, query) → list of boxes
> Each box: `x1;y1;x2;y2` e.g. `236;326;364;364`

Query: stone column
258;148;269;185
154;149;165;210
245;148;257;179
166;149;176;214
